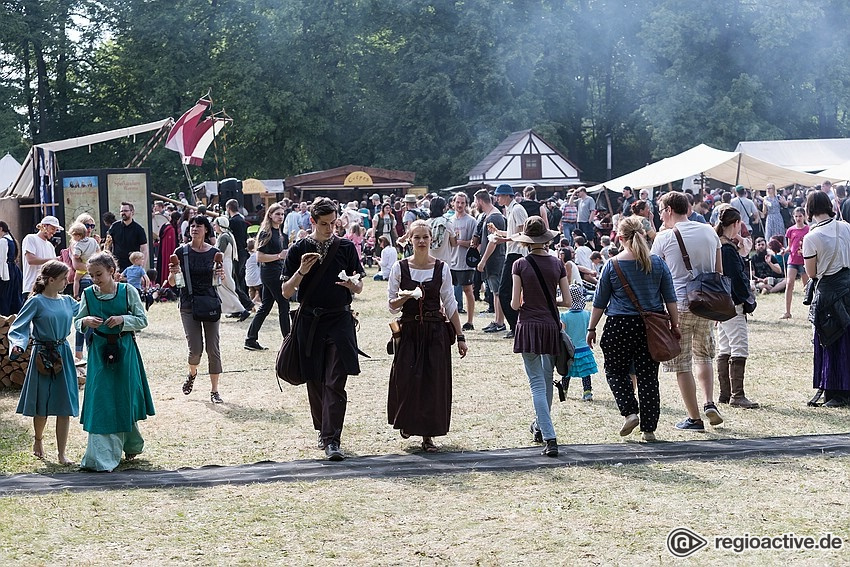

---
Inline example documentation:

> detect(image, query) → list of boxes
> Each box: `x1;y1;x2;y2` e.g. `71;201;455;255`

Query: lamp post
606;133;612;181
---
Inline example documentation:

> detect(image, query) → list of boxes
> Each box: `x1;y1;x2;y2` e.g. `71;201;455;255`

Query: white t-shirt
505;201;529;256
730;196;758;231
379;246;398;278
387;261;458;319
801;217;850;278
651;221;721;307
245;251;261;287
574;245;593;269
22;234;57;293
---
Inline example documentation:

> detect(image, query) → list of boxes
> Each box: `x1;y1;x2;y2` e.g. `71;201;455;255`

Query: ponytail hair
714;205;741;237
617;216;652;273
32;260;70;295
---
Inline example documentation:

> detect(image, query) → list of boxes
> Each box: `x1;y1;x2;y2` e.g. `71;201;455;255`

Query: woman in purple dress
509;216;569;457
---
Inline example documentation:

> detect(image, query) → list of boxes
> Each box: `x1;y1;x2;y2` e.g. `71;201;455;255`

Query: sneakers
482;322;506;333
324;442;344;461
529;421;543;444
244;340;268;351
703;402;724;425
641;431;657;442
504;330;515;339
582;390;593;402
542;439;558;457
462;322;475;331
458;308;467;314
620;414;640;437
316;433;325;450
210;391;223;404
182;373;196;395
675;417;705;431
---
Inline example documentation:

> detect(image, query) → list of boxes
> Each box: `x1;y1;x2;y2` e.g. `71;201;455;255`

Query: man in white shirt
651;191;723;431
448;192;478;330
22;216;61;300
730;185;758;233
491;184;528;339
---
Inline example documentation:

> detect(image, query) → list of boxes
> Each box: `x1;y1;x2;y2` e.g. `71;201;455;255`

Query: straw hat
511;216;558;244
38;216;63;231
403;194;418;203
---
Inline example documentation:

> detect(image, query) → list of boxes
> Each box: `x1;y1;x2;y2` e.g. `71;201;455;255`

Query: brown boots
717;353;731;404
729;356;759;409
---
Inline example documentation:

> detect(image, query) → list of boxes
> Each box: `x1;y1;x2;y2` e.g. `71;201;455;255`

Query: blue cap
494;184;516;195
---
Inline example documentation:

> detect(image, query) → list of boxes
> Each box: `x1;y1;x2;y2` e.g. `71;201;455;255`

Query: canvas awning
0;153;21;193
735;139;850;172
587;144;831;194
1;118;173;199
817;161;850;182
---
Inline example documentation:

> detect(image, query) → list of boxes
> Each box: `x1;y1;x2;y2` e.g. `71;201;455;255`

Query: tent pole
181;163;195;204
735;154;742;185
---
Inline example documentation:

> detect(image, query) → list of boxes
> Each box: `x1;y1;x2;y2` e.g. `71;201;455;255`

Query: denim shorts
788;263;805;274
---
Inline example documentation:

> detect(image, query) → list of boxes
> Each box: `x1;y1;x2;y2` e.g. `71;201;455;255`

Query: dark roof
285;165;415;187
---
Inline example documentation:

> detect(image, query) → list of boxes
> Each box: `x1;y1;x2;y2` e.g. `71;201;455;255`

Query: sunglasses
84;223;95;228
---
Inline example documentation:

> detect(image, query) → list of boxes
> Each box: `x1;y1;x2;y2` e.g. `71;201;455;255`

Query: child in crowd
573;235;594;269
10;260;80;465
781;206;810;320
69;221;98;300
142;269;159;310
245;238;262;304
75;251;154;472
121;251;151;295
590;251;604;274
559;283;598;401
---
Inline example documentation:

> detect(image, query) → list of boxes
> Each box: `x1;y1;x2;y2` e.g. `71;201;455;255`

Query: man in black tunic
108;201;148;271
282;197;365;461
225;198;254;310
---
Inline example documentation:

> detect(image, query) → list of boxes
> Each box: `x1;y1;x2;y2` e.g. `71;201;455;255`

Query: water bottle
170;254;185;288
213;252;224;287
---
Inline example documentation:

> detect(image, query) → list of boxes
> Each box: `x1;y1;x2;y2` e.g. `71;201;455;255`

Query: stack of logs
0;314;85;390
0;314;30;389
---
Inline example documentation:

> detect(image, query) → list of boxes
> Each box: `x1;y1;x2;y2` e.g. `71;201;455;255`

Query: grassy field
1;266;848;565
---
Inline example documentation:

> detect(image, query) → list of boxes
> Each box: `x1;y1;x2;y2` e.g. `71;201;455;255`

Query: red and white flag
165;99;226;166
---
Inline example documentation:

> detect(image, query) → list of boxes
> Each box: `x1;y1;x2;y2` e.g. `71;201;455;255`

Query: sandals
182;373;196;395
421;437;437;453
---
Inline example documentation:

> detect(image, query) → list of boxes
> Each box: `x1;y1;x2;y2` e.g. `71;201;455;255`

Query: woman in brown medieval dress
387;220;468;452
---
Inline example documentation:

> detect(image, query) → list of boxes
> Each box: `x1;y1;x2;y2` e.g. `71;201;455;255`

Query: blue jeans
521;352;557;441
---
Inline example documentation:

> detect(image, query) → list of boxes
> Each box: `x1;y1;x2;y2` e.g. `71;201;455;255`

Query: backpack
413;209;429;220
429;217;448;250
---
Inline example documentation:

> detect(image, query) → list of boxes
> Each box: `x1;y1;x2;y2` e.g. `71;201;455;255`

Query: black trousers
600;315;661;433
498;253;522;330
306;341;348;445
246;267;290;342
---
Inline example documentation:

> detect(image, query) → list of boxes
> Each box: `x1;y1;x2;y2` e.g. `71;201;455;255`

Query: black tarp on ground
1;433;848;496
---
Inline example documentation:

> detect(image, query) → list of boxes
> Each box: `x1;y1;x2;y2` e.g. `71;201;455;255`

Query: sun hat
370;193;380;200
569;283;586;311
213;215;230;229
493;184;516;196
511;216;558;244
39;216;63;231
403;194;418;203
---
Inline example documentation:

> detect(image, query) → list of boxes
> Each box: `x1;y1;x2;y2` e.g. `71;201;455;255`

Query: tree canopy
1;0;849;191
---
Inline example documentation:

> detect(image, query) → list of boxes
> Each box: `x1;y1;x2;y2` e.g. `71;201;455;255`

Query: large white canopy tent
0;118;173;199
587;144;831;194
0;153;21;193
817;160;850;182
735;139;850;172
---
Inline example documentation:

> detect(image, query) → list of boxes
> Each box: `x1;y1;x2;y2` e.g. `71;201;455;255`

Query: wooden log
9;369;25;385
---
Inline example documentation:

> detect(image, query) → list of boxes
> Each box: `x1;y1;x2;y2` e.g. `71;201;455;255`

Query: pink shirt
785;225;809;265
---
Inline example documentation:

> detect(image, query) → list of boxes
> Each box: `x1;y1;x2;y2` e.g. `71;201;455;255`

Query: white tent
1;118;173;199
587;144;831;194
735;139;850;172
0;153;21;193
817;160;850;182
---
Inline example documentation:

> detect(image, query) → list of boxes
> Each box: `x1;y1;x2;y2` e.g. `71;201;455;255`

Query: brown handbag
275;237;342;388
611;259;681;362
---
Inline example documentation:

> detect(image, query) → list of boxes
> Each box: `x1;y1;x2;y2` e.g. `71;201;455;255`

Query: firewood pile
0;314;30;389
0;314;85;389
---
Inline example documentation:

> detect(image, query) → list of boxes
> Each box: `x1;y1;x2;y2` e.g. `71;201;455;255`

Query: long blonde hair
618;216;652;272
257;202;285;249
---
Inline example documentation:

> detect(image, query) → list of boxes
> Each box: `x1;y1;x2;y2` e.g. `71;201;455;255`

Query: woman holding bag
168;215;225;404
587;217;679;441
714;206;759;409
508;216;569;457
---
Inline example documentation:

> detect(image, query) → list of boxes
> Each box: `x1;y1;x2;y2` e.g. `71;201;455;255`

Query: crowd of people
4;178;850;467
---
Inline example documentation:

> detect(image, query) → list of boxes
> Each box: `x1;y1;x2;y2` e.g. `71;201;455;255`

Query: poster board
56;168;152;266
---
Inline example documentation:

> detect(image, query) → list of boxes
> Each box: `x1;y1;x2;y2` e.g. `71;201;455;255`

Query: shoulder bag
526;255;575;375
672;227;736;321
181;245;222;322
611;259;681;362
275;237;341;387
